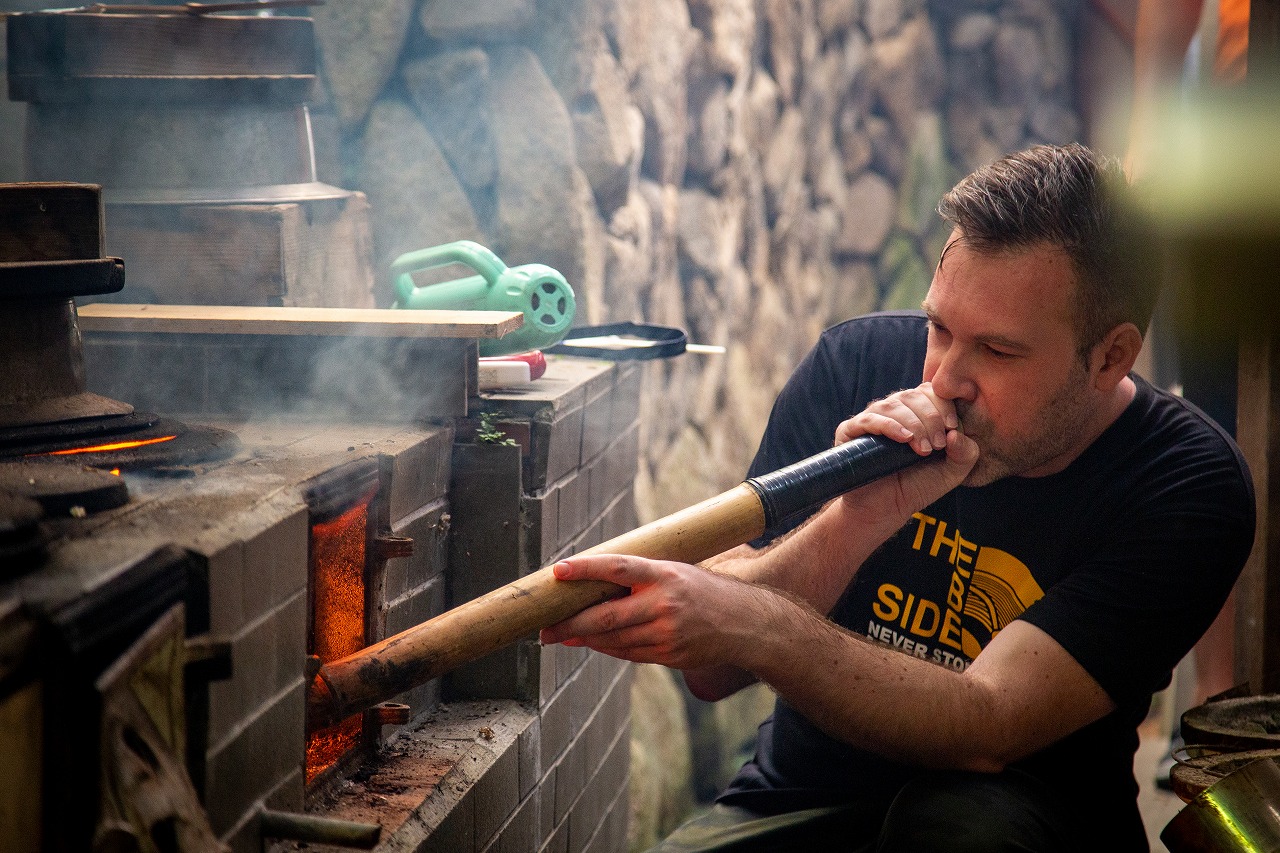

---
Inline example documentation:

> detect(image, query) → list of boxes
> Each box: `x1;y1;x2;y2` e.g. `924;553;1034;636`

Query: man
541;144;1255;850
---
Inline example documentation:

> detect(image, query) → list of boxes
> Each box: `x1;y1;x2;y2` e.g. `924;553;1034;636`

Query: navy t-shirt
718;312;1255;848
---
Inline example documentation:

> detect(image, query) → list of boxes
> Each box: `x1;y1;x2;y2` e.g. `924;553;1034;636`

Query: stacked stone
303;0;1079;529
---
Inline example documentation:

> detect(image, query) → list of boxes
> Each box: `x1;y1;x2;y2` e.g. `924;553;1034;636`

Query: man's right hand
833;382;978;519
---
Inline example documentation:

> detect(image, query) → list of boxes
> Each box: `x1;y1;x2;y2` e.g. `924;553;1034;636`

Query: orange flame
305;492;374;784
40;435;177;456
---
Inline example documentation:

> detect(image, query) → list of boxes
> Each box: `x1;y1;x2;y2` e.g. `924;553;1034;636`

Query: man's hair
936;143;1158;360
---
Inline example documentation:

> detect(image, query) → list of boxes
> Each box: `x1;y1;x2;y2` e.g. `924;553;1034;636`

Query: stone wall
304;0;1082;524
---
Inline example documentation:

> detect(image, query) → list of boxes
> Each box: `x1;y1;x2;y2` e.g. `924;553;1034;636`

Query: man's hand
538;555;773;670
834;382;979;519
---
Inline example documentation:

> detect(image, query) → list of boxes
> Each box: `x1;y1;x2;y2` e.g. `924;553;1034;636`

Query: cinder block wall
419;355;640;852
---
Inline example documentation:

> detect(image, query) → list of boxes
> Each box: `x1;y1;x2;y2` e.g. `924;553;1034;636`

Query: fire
40;435;177;456
305;490;374;784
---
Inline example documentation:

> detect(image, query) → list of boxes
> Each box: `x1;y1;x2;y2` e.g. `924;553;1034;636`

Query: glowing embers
43;434;176;456
305;485;376;785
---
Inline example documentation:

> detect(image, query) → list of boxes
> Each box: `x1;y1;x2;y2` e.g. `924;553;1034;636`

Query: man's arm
741;593;1116;771
541;542;1116;771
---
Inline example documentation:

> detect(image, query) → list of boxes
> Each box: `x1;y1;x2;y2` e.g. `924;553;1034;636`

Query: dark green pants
652;770;1075;853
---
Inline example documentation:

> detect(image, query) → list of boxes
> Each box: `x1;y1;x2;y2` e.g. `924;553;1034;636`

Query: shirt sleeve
1018;430;1255;710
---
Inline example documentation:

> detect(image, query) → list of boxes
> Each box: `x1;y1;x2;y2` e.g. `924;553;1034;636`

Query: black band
744;434;933;529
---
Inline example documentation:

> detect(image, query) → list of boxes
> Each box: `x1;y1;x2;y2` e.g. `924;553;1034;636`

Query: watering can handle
391;240;507;306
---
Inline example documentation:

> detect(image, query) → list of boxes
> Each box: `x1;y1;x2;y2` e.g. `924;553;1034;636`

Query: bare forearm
683;494;922;701
737;594;1007;770
721;590;1113;771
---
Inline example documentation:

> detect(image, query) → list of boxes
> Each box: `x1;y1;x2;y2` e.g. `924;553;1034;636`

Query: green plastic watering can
390;240;576;357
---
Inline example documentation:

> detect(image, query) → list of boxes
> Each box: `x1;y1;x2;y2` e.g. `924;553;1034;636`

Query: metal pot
1162;757;1280;852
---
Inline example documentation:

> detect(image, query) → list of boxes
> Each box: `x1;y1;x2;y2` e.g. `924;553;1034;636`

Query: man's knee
876;771;1072;853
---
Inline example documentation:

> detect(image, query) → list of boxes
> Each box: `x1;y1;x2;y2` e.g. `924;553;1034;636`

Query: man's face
921;231;1100;487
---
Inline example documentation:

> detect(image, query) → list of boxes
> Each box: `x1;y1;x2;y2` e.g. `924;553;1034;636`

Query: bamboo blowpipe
306;434;934;730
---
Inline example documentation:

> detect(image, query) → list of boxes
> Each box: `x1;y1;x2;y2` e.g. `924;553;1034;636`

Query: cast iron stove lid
0;491;47;574
0;411;240;470
0;461;129;515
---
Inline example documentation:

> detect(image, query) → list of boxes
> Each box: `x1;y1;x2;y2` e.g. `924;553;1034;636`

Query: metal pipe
258;809;381;849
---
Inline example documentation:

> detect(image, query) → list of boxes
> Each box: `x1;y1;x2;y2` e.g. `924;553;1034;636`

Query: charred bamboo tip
304;670;342;732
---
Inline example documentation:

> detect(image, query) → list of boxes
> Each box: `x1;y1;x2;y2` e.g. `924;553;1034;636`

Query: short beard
958;362;1095;487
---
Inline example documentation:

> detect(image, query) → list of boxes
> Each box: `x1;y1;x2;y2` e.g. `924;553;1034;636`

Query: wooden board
77;303;523;339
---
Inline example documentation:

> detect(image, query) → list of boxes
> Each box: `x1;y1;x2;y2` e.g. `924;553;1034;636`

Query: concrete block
568;755;605;853
540;680;573;766
540;765;558;844
604;424;640;508
584;453;609;525
205;539;245;637
596;726;630;803
243;504;308;621
556;469;588;550
521;487;558;571
391;497;451;592
475;743;520;848
540;813;569;853
556;642;590;690
207;589;304;750
518;715;542;799
584;783;629;853
384;575;444;637
576;517;604;552
571;728;629;853
601;490;638;542
539;642;558;707
497;791;540;853
553;737;588;826
386;426;454;524
205;679;306;835
425;787;476;853
543;404;585;488
568;658;599;735
383;544;409;602
264;766;305;815
580;386;611;465
448;442;523;605
219;767;306;853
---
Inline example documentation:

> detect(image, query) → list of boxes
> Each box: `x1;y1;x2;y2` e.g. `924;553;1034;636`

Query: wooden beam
1235;334;1280;690
76;303;523;339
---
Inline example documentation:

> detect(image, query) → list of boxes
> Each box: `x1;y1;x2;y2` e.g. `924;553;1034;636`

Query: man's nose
929;350;977;402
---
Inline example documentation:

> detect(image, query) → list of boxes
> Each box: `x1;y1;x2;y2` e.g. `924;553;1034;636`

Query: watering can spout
390;240;576;357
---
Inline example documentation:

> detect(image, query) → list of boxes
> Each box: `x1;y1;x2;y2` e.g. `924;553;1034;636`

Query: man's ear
1091;323;1143;390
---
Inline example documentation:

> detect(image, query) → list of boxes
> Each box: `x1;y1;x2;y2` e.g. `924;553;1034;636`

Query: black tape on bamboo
744;434;930;529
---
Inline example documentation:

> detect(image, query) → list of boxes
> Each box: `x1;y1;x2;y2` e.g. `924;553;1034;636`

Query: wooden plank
77;304;523;340
1238;0;1280;691
1235;334;1280;691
